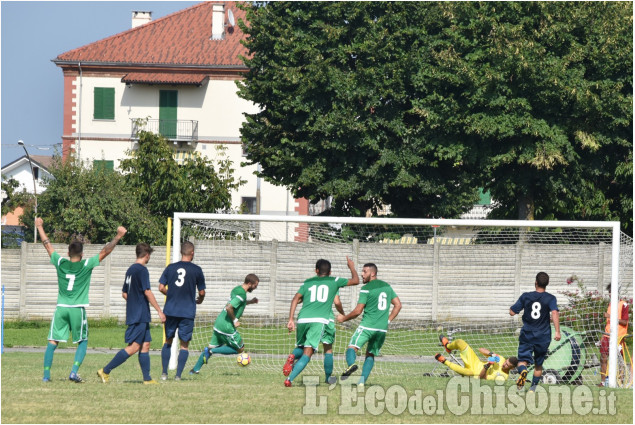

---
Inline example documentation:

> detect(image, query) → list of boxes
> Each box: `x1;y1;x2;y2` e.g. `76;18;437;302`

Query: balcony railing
131;119;198;142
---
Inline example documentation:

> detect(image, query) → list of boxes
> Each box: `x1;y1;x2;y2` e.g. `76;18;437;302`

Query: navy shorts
517;330;550;366
125;322;152;345
164;316;194;342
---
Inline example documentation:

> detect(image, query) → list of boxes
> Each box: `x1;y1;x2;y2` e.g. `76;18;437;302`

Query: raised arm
345;256;359;286
35;218;54;257
99;226;127;262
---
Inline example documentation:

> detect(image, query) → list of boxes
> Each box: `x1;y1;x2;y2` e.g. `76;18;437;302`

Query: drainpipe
77;62;82;162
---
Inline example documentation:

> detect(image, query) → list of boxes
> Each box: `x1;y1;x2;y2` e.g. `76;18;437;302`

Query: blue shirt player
97;243;166;384
509;271;561;392
159;241;206;380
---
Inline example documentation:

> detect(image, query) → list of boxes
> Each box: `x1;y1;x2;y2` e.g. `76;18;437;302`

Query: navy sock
161;344;172;374
176;349;189;378
532;375;541;386
138;352;151;381
104;349;130;374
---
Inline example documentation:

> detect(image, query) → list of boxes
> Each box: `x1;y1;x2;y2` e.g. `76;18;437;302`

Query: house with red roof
53;2;306;218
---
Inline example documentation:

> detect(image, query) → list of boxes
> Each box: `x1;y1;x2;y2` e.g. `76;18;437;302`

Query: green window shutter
477;188;491;205
93;160;114;171
94;87;115;120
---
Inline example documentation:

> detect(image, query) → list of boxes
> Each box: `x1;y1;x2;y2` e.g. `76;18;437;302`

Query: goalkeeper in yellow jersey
434;335;518;380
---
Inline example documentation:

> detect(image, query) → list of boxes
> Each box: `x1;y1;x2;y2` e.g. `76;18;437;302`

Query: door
159;90;178;139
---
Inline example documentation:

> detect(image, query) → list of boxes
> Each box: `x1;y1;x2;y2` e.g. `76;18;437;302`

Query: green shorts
210;328;244;351
48;306;88;343
348;326;386;356
296;321;326;350
320;320;336;345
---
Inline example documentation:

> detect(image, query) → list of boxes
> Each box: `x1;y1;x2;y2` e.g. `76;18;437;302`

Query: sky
1;1;201;168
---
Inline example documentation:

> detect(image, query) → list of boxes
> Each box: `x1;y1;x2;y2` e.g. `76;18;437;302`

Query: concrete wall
2;240;631;324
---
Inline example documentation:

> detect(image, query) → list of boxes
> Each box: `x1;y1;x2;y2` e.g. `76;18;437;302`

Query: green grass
1;352;633;424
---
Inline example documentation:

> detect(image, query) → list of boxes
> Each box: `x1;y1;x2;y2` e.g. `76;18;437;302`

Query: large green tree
25;157;162;244
119;130;243;219
238;2;632;232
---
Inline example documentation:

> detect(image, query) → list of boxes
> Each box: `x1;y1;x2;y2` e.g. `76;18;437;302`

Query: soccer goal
172;213;632;388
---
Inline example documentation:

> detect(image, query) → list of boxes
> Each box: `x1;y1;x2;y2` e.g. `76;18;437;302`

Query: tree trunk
518;194;535;221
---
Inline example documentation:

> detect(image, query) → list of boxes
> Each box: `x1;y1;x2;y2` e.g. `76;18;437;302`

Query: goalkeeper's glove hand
487;355;500;363
483;363;491;370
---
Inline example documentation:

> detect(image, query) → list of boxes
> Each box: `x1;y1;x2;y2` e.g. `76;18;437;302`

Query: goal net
172;213;632;388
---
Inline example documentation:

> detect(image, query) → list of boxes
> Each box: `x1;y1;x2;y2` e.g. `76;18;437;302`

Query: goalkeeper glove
483;363;491;370
487;354;500;363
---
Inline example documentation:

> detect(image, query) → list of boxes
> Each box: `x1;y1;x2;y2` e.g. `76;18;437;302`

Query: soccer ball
237;352;251;366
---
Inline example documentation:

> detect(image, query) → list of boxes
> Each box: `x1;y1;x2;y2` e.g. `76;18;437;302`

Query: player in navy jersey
510;271;561;392
159;241;206;380
97;243;166;384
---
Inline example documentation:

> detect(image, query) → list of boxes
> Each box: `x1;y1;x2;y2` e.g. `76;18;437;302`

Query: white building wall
72;74;297;216
1;161;50;194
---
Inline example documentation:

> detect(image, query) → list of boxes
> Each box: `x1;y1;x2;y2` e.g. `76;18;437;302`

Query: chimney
132;11;152;28
211;4;225;40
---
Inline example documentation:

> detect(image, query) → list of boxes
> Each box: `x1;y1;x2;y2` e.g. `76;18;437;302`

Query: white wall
1;161;50;194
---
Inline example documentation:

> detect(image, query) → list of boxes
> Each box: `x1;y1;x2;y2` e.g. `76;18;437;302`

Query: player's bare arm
334;295;345;315
35;217;54;257
247;297;259;305
346;256;360;286
226;304;239;327
388;296;402;322
509;309;517;316
287;293;302;332
552;310;561;341
158;283;168;295
98;226;127;262
196;289;205;304
145;289;166;323
338;303;365;323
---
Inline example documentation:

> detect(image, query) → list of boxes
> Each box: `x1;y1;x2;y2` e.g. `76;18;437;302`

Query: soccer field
1;352;632;424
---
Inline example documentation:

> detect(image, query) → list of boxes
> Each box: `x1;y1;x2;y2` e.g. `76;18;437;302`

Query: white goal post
172;213;632;388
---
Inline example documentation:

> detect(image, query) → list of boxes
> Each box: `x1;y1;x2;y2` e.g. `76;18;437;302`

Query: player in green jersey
189;274;259;374
337;263;401;386
283;257;359;387
36;217;126;383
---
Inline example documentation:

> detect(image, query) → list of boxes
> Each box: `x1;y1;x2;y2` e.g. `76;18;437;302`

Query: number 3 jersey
50;251;100;307
297;276;348;324
159;261;206;319
357;279;398;331
510;291;558;336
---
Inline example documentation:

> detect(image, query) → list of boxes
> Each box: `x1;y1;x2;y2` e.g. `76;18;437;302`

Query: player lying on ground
190;274;259;375
435;335;518;381
337;263;401;386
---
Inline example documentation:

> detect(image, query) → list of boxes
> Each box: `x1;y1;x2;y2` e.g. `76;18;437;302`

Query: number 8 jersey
510;291;559;335
297;276;348;324
51;251;100;307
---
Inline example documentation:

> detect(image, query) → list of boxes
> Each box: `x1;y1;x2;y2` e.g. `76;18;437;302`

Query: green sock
289;355;310;382
211;346;238;355
345;348;357;366
71;340;88;374
292;347;304;358
360;356;375;384
324;353;334;382
192;352;206;372
43;343;57;379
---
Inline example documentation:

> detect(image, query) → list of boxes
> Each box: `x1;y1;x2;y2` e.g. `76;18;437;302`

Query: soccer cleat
439;335;451;353
42;377;51;383
340;364;358;381
97;368;109;383
516;369;528;390
189;368;200;375
143;380;159;385
284;379;292;387
161;373;168;381
327;376;337;385
68;372;84;383
174;376;181;381
435;353;446;363
282;354;295;377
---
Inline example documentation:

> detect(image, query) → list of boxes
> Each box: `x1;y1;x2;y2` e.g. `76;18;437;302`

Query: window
94;87;115;120
477;188;491;205
93;160;114;171
33;166;39;180
242;197;257;214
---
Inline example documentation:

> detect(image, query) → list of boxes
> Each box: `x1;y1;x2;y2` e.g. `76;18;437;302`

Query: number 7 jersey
50;251;101;307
